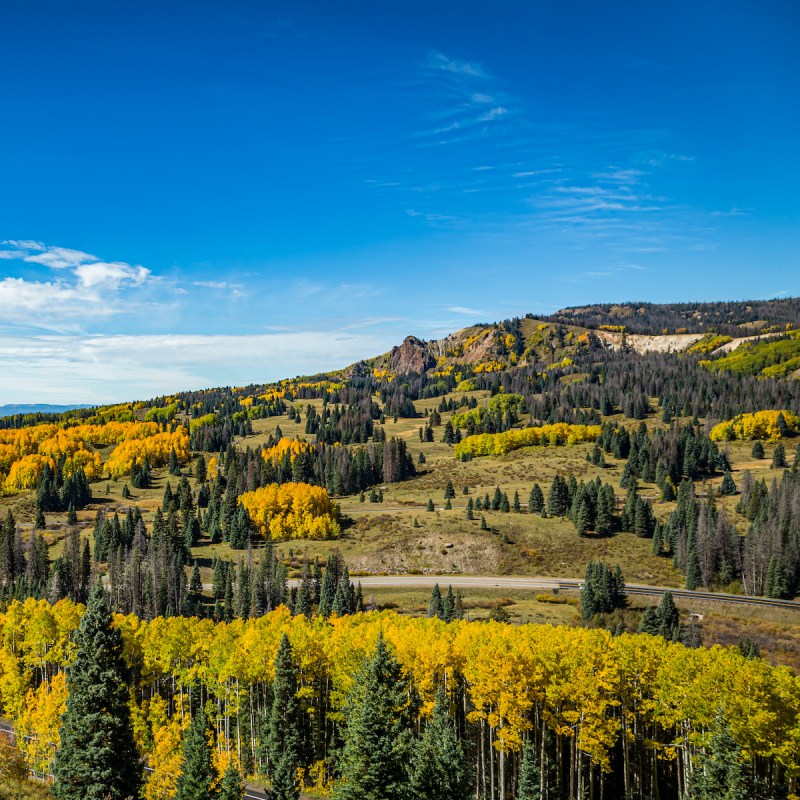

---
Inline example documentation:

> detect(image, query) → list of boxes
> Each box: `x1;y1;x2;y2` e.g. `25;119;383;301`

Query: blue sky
1;0;799;403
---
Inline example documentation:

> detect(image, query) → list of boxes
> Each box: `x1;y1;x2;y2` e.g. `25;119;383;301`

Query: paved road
201;574;800;611
298;574;800;610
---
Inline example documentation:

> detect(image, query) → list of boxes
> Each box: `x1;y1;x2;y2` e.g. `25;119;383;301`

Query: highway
314;574;800;610
202;573;800;610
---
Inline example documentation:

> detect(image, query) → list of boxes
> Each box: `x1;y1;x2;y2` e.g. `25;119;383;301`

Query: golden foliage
454;423;601;458
709;410;800;442
238;483;340;541
2;603;800;780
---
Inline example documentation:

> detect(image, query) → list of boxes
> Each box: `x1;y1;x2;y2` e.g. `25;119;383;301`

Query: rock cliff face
389;336;436;374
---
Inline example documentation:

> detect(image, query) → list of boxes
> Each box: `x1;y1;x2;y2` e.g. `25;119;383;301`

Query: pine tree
512;491;521;513
218;760;244;800
465;498;474;520
427;498;435;512
719;471;736;496
656;591;680;640
409;689;469;800
516;739;542;800
176;706;215;800
333;635;413;800
688;712;756;799
52;583;141;800
266;634;300;800
751;440;765;459
528;484;544;514
429;583;443;618
685;547;702;590
773;442;787;469
444;480;455;500
638;606;660;636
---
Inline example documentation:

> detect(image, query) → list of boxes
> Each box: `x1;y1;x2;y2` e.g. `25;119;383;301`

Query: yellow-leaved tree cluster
238;482;340;540
2;600;800;798
260;436;312;466
0;421;190;493
454;423;601;459
709;410;800;442
104;427;190;477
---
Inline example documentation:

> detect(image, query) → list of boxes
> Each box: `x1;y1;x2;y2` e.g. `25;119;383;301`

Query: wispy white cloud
0;330;399;404
427;50;489;79
447;306;486;316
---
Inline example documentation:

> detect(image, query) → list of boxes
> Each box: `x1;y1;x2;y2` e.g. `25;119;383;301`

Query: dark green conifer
409;689;469;800
52;583;141;800
175;706;214;800
516;738;542;800
265;634;300;800
528;484;544;514
719;471;737;496
332;636;413;800
218;760;244;800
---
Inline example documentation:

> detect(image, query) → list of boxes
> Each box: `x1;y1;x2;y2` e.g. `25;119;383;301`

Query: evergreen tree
685;547;702;590
333;635;413;800
773;442;787;469
656;591;680;640
409;689;469;800
638;606;660;636
52;583;141;800
217;760;244;800
444;480;455;500
429;583;443;619
516;739;542;800
266;634;300;800
751;440;765;459
528;484;544;514
688;712;756;800
427;498;435;512
175;706;215;800
719;471;737;496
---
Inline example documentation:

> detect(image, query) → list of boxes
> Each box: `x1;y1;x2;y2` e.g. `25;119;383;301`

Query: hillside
3;297;800;800
546;297;800;336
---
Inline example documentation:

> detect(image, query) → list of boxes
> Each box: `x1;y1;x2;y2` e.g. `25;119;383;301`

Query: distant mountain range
0;403;92;418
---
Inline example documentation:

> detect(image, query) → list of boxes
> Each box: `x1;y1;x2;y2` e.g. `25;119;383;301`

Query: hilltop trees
52;583;141;800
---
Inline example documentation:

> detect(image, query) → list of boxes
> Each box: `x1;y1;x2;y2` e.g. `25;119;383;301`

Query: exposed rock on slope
389;336;436;374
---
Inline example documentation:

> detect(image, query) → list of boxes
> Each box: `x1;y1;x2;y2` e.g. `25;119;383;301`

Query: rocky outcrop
389;336;436;374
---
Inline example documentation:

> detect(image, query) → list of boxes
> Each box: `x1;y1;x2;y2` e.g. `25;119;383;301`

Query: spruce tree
528;484;544;514
773;442;787;469
719;471;736;496
656;591;680;640
175;706;215;800
688;711;756;799
266;634;300;800
638;606;660;636
218;760;244;800
409;689;469;800
429;583;443;618
333;635;413;800
516;739;542;800
685;547;702;590
52;583;141;800
751;440;765;459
